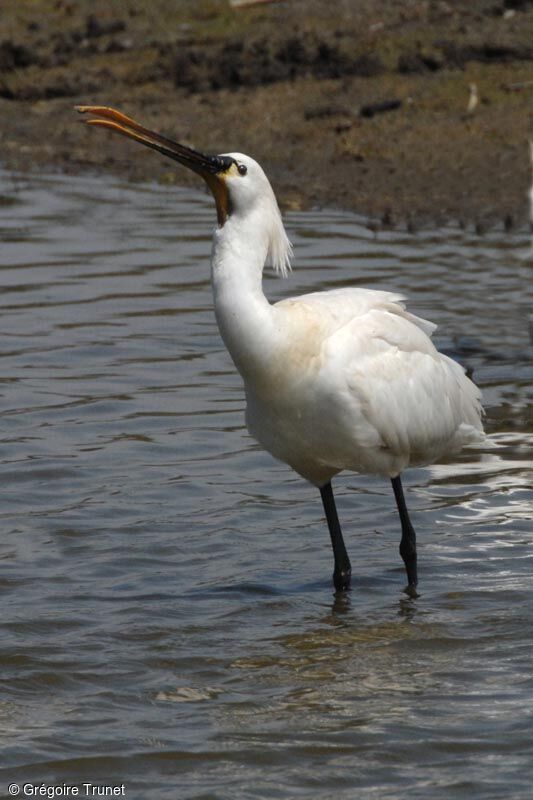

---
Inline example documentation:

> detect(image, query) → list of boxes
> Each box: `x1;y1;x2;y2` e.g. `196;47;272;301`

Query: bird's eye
237;163;247;176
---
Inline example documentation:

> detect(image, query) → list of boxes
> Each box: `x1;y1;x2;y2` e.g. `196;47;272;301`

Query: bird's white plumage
209;153;484;487
220;152;292;276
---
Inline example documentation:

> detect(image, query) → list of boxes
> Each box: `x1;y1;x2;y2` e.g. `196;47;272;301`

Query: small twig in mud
304;105;351;120
230;0;283;8
501;80;533;92
359;99;402;118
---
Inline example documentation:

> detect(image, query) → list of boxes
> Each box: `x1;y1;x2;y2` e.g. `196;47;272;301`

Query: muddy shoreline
2;0;533;229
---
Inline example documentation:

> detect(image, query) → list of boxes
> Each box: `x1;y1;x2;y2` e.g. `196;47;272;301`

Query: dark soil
2;0;533;229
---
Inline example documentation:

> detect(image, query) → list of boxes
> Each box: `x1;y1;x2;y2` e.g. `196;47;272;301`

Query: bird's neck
210;216;278;378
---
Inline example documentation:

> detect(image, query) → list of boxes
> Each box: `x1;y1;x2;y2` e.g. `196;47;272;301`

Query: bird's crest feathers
267;218;293;278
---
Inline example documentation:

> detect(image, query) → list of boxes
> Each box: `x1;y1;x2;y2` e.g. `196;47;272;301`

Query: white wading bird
77;106;485;596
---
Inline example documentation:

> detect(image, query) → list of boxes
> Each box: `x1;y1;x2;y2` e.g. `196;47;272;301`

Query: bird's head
76;106;292;275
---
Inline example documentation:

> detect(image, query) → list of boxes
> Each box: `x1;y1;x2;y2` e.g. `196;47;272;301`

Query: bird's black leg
391;475;418;596
320;482;351;592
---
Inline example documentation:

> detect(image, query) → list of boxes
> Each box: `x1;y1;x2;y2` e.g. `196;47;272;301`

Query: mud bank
2;0;533;228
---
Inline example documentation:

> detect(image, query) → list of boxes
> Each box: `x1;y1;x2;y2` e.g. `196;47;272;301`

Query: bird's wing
275;288;483;465
322;304;484;459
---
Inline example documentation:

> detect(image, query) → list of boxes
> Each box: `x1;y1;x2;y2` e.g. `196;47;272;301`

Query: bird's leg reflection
320;481;352;593
331;587;352;615
397;595;419;620
391;475;419;598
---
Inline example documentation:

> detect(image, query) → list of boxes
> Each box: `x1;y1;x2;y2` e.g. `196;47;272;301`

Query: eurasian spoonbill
77;105;485;596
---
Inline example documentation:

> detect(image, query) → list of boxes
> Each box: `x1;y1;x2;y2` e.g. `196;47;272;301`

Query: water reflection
0;169;532;799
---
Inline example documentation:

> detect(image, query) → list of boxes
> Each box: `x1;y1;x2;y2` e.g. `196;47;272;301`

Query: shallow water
0;169;532;799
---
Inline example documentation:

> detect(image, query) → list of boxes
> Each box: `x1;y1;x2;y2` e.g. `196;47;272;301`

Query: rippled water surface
1;170;532;799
